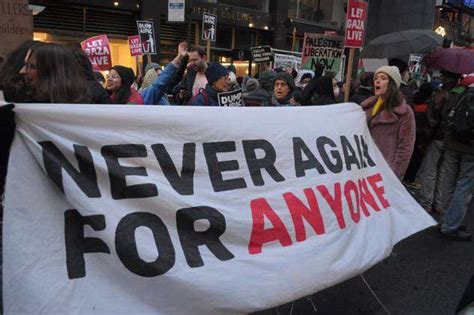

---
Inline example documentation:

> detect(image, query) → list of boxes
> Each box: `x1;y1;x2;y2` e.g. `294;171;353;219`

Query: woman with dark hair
106;65;143;104
72;48;111;104
20;43;90;103
1;40;40;102
271;72;299;106
361;66;416;179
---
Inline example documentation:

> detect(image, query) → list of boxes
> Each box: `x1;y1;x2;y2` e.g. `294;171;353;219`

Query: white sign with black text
202;13;217;42
218;89;243;106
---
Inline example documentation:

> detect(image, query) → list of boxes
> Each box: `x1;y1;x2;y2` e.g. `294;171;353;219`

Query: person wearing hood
242;76;259;100
350;72;374;105
271;72;299;106
244;70;275;106
188;62;228;106
141;42;188;105
361;65;415;179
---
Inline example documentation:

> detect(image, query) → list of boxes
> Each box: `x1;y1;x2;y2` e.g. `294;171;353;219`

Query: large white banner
4;103;435;314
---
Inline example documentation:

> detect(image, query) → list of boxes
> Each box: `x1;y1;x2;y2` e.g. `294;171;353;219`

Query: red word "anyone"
248;173;390;254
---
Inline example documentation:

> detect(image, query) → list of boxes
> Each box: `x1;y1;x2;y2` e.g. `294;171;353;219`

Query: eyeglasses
106;74;120;80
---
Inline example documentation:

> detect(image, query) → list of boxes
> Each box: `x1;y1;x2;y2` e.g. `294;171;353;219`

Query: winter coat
350;87;374;105
301;76;336;106
141;62;179;105
87;80;111;104
127;88;144;105
400;82;414;106
188;84;220;106
444;86;474;155
361;96;416;179
271;93;299;106
244;88;272;106
428;86;465;141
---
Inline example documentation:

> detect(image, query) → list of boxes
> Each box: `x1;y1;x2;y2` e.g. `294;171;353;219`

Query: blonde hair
139;68;158;93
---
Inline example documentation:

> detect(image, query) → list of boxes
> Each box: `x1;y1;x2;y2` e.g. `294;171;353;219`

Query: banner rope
305;296;318;312
360;274;392;315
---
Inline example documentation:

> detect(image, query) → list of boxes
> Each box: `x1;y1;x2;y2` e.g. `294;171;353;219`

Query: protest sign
5;104;435;314
251;46;274;63
80;34;112;71
409;54;423;75
218;89;243;106
128;35;143;57
231;49;252;61
302;33;344;74
344;0;368;48
0;0;32;61
168;0;185;22
274;54;302;70
137;20;157;55
324;31;338;36
202;13;217;42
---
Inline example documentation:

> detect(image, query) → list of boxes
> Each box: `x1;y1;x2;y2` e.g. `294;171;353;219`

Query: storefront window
33;32;138;77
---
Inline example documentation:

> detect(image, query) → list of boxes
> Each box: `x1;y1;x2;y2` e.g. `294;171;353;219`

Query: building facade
434;0;473;46
28;0;351;76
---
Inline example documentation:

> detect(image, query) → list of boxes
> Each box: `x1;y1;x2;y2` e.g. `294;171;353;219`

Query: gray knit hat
375;66;402;88
144;62;161;74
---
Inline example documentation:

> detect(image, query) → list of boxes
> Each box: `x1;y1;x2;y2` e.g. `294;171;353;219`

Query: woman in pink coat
361;66;416;179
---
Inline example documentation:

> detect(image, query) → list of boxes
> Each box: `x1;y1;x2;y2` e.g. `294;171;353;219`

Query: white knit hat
375;66;402;88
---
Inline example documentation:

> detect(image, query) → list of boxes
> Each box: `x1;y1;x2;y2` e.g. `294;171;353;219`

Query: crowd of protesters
0;40;473;241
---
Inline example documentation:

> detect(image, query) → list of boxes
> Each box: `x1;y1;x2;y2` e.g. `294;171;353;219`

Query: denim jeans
419;140;445;210
440;149;474;233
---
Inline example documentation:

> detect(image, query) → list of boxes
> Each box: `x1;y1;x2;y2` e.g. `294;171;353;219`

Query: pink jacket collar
361;96;408;125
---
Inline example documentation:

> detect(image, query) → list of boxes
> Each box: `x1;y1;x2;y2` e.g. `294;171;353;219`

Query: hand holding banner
4;104;435;314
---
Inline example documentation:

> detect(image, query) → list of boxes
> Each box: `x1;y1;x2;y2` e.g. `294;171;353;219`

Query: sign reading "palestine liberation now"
303;35;344;59
302;33;344;74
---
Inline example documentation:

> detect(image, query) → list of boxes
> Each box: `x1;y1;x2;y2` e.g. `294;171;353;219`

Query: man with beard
186;46;208;97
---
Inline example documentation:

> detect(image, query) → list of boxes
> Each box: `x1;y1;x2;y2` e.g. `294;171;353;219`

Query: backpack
188;88;209;105
447;87;474;141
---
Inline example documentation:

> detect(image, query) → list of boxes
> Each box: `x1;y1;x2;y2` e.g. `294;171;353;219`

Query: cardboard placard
0;0;33;62
80;35;112;71
302;33;344;74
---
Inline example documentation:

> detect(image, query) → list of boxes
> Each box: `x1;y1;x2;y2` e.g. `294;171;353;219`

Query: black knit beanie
111;65;135;87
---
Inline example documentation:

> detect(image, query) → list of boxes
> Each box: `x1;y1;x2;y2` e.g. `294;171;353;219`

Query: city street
257;200;474;315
